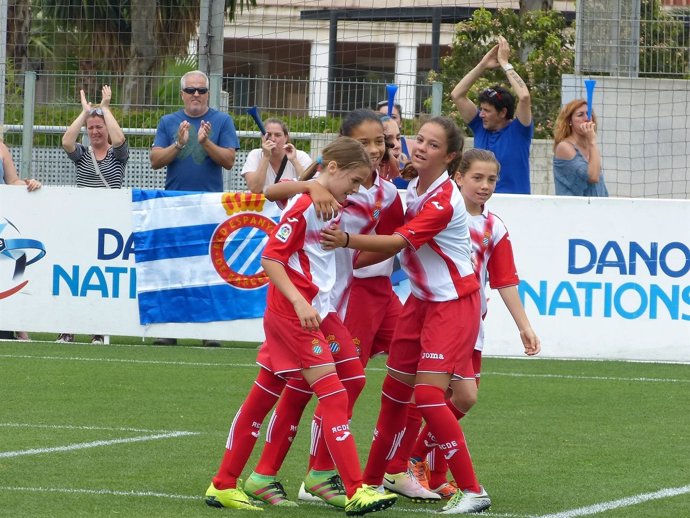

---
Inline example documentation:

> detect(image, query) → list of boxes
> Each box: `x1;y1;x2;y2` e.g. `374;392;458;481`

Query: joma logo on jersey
421;352;445;360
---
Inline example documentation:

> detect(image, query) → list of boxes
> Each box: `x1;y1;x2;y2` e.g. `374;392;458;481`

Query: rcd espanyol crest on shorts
312;338;323;355
326;333;340;354
210;193;277;290
0;217;46;299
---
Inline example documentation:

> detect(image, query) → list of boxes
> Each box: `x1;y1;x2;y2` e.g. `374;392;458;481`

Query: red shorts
257;310;335;376
320;312;360;364
343;276;403;366
387;292;480;379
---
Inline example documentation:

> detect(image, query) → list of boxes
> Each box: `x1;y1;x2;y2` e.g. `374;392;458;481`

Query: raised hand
80;89;92;113
496;36;511;67
100;85;112;108
261;133;276;157
480;44;500;70
177;120;190;147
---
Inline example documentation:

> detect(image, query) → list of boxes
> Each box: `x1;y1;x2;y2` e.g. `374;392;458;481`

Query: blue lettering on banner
52;265;137;299
519;281;690;321
568;239;690;278
97;228;135;261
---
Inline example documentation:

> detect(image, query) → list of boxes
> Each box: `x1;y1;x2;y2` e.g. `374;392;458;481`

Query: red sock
212;368;285;489
254;377;313;476
336;358;366;418
308;413;335;471
387;403;422;474
311;372;363;498
362;375;414;486
414;384;480;494
412;399;466;459
427;448;449;489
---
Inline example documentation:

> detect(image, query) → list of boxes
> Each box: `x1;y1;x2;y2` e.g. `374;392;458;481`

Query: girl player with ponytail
205;136;397;516
321;117;490;515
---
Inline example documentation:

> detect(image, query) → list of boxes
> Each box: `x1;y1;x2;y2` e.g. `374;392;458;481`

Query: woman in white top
241;119;312;193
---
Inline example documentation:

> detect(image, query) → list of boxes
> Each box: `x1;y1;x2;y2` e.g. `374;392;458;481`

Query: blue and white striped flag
131;189;282;324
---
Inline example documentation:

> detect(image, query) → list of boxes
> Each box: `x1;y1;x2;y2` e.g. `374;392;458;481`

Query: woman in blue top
553;99;608;197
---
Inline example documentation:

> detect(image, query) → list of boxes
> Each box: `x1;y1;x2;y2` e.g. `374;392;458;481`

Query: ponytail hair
300;136;370;181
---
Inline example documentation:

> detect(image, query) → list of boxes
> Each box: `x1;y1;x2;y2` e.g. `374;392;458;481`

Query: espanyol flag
131;190;281;324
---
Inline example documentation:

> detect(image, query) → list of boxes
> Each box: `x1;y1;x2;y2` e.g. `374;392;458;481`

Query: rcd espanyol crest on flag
210;193;277;290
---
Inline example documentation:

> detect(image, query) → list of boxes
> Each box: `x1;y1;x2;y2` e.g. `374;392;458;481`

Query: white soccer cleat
383;470;441;501
440;485;491;514
297;481;324;503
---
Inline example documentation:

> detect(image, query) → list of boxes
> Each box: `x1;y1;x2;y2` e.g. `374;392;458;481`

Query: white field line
0;485;198;500
0;431;197;459
0;485;526;516
481;372;690;384
0;422;194;434
1;353;689;384
537;484;690;518
0;353;256;368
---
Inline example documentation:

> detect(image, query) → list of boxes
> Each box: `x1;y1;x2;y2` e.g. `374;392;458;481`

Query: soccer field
1;339;689;518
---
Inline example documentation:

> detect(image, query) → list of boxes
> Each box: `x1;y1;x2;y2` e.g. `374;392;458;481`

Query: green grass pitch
1;337;689;517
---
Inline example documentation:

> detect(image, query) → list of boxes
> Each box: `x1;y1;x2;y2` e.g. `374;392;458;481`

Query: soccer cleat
205;482;263;511
297;481;324;503
383;470;441;502
432;481;458;500
440;485;491;514
244;473;297;507
56;333;74;343
409;459;431;490
345;484;397;516
303;470;348;508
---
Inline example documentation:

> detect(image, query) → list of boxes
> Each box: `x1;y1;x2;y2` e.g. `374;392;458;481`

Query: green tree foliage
433;8;574;138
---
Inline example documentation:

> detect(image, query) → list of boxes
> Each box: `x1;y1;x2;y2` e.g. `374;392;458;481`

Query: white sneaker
440;485;491;514
383;470;441;501
297;481;323;503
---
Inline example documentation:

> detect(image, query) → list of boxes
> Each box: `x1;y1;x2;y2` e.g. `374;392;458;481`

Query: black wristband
343;232;350;248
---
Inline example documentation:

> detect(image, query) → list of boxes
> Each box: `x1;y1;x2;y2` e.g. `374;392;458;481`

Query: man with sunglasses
451;36;533;194
150;70;239;347
151;70;239;193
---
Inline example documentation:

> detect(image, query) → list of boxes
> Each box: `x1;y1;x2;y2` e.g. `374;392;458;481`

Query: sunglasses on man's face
182;87;209;95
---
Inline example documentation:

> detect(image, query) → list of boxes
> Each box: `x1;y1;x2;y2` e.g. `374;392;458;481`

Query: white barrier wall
1;185;688;361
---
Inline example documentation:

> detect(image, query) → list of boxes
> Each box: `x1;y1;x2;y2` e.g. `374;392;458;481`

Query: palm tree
14;0;255;106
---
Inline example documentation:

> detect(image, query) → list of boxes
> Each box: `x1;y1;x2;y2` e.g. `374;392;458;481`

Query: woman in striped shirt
62;85;128;189
57;85;128;344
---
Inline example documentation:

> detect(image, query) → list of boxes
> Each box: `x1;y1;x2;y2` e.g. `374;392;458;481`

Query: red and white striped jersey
394;172;479;302
469;206;520;351
332;173;403;314
262;193;339;319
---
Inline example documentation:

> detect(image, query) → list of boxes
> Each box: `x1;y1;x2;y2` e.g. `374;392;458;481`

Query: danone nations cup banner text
131;190;282;324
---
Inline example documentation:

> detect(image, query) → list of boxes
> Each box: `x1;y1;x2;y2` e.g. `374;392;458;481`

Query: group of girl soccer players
205;109;540;515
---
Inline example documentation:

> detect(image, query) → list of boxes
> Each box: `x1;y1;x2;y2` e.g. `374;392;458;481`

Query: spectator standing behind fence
150;70;239;192
451;36;534;194
241;118;311;193
552;99;608;197
0;141;41;342
150;70;239;347
56;85;129;345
